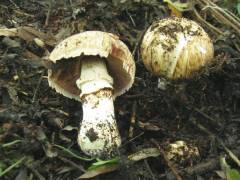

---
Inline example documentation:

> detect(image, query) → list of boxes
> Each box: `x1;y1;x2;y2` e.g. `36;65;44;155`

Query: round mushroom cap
48;31;135;101
140;17;214;79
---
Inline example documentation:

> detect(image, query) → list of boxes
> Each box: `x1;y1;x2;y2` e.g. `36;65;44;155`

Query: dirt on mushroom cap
140;17;214;79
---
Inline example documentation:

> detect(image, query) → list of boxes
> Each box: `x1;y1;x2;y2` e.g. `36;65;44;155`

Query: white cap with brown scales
48;31;135;157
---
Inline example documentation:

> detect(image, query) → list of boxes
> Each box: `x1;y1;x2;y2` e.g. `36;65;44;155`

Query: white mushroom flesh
76;57;121;157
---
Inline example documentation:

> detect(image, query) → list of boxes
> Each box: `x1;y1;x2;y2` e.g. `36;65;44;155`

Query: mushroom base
78;89;121;158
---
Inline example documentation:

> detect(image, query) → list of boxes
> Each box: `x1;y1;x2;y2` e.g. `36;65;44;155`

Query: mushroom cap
140;17;214;79
48;31;135;101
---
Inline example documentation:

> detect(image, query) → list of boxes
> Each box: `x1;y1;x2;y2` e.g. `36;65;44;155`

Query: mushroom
48;31;135;157
140;17;214;85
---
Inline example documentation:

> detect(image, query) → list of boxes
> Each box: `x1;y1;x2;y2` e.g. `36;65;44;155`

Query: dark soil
0;0;240;180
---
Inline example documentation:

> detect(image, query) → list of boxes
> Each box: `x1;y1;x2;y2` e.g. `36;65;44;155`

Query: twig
193;108;219;125
116;21;136;46
220;142;240;167
225;8;240;23
151;139;182;180
190;117;240;167
128;101;137;138
45;0;53;27
49;107;69;116
0;109;24;122
190;117;214;136
32;72;44;103
8;0;20;9
121;132;144;147
184;157;218;175
58;156;86;172
132;30;145;57
203;4;240;29
26;165;46;180
0;4;33;17
123;92;145;99
144;159;157;180
197;0;240;35
193;8;225;36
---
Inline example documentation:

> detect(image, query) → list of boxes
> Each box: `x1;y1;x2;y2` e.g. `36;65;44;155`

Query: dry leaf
22;50;41;60
17;27;56;46
0;27;57;47
77;165;119;179
128;148;160;161
138;121;161;131
167;3;182;17
2;37;21;48
0;28;17;37
62;125;78;131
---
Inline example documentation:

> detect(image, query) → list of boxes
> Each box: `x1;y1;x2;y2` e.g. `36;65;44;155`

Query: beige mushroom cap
48;31;135;101
140;17;214;79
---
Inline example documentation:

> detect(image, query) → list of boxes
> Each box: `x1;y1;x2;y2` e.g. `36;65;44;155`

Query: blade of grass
0;157;25;177
53;144;94;161
88;157;120;170
1;140;22;148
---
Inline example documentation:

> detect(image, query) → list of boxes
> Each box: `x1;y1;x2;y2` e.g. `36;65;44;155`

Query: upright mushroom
48;31;135;157
140;17;214;81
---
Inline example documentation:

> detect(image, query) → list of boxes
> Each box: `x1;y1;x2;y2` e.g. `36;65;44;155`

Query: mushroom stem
76;57;121;157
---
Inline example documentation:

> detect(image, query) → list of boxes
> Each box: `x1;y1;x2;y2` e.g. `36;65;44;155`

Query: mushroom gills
76;56;121;157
